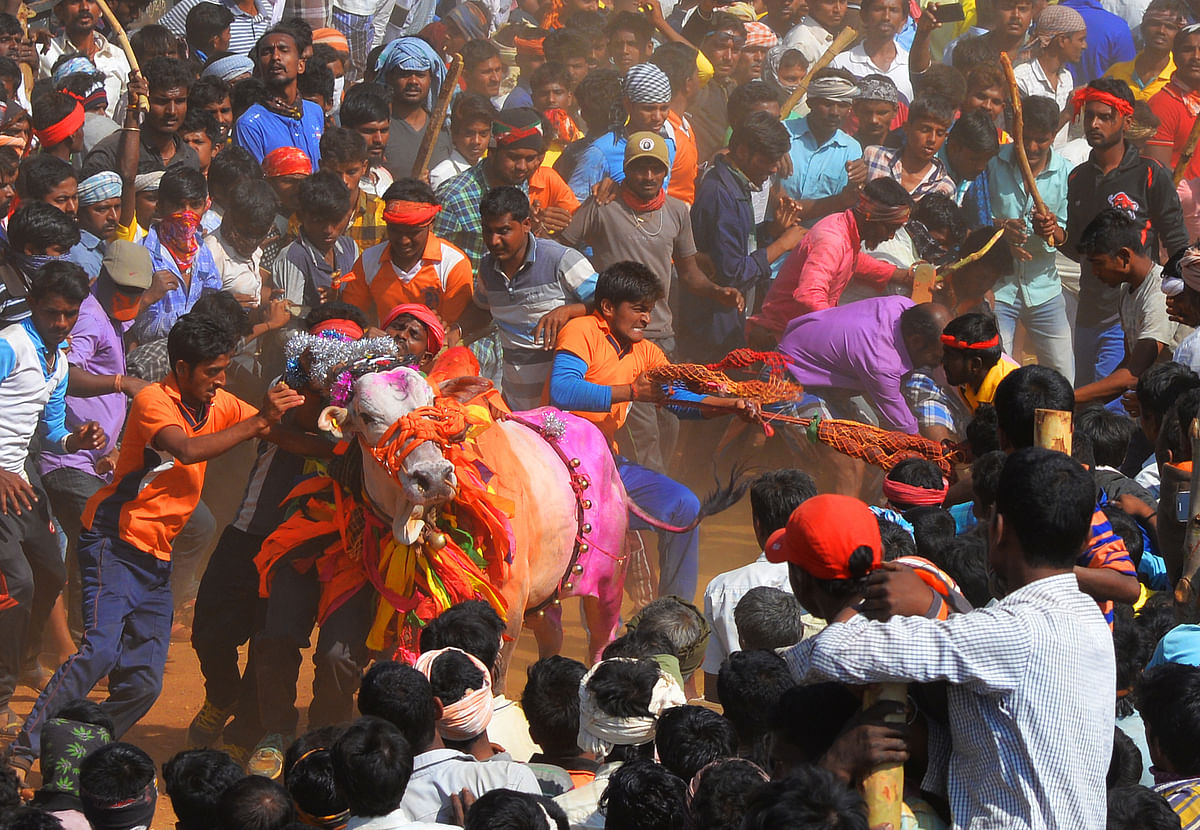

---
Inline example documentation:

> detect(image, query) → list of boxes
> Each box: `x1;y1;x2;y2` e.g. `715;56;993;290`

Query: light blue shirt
0;318;71;476
67;229;106;279
132;225;222;342
566;130;676;202
987;143;1072;308
779;116;862;208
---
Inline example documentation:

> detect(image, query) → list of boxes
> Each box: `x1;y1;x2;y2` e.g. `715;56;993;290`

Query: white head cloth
414;647;495;741
576;658;687;758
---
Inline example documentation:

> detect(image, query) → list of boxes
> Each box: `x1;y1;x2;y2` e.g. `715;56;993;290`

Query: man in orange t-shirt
341;179;474;333
12;314;305;769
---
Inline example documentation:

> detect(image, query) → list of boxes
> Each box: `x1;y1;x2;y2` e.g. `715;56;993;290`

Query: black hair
878;516;916;560
896;305;943;352
966;403;1000;455
255;24;306;59
970;449;1007;512
1076;405;1135;468
158;166;209;210
78;743;156;807
143;55;193;95
129;24;179;64
319;125;369;168
1106;785;1180;830
358;661;438;752
1108;728;1144;789
305;300;368;332
862;176;915;213
769;683;859;766
427;649;486;711
207;145;263;209
907;94;957;126
162;749;244;830
598;758;687;830
1;807;68;830
1080;208;1150;258
734;586;805;652
574;68;623;134
544;28;590;66
8;201;80;253
464;790;569;830
331;717;415;818
419;599;506;670
1147;0;1190;16
310;42;343;71
50;699;115;737
706;10;746;39
948;109;1000;154
1164;386;1200;463
226;178;281;238
1112;602;1149;718
1023;94;1060;135
192;291;251;337
480;185;531;223
29;91;81;138
0;12;21;36
928;533;990;607
1137;361;1200;421
716;649;794;767
16;154;74;201
955;225;1014;280
382;176;438;206
189;73;231;113
593;260;664;309
284;727;347;823
298;170;350;224
185;1;234;50
586;658;657;719
687;758;769;830
298;60;335;105
627;597;707;673
1085;77;1136;115
168;312;238;367
0;55;21;87
522;655;587;754
742;765;867;830
450;91;496;132
462;37;501;71
607;9;654;43
55;71;107;107
340;82;391;127
217;776;294;830
729;109;789;158
230;76;268;119
915;64;967;108
648;41;697;93
748;469;815;536
0;146;18;178
993;365;1074;449
727;80;781;131
996;447;1094;569
910;508;956;559
942;312;1003;369
602;630;676;661
28;260;88;304
1139;662;1200;775
180;108;222;147
886;457;944;493
531;60;571;93
654;705;737;781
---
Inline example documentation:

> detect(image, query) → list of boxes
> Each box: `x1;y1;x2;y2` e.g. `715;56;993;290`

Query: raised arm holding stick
412;54;462;180
782;27;859;118
1000;53;1059;243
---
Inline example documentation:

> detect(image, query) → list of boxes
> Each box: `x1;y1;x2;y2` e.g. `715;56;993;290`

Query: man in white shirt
39;0;130;120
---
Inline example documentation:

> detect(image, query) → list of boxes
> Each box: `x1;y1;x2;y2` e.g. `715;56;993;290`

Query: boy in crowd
318;126;385;254
273;172;359;314
184;1;232;61
862;96;956;200
4;203;81;326
188;75;234;142
206;179;280;308
429;93;495;189
1076;209;1175;405
18;155;77;219
940;312;1019;413
179;110;222;176
339;84;393;199
532;63;581;168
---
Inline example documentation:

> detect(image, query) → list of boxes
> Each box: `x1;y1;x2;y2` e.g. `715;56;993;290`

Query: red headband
1072;87;1134;120
310;318;364;341
383;199;441;226
382;303;446;352
263;146;313;177
882;477;948;507
34;101;83;147
514;35;545;56
940;333;1000;350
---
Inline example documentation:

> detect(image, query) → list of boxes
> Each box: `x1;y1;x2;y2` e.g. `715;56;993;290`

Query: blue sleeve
663;384;709;419
575;272;597;303
233;115;266;163
0;339;16;384
132;301;174;342
39;372;70;450
567;145;606;203
549;350;613;412
692;183;771;290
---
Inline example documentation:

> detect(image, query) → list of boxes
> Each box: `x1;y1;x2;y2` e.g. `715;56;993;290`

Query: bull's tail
627;463;754;534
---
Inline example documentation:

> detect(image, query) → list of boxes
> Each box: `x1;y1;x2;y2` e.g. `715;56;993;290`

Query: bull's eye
361;413;376;425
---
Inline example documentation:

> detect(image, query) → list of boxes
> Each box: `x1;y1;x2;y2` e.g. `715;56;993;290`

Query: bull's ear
318;406;350;439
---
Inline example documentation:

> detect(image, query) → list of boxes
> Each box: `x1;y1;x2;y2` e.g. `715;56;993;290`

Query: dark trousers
253;555;373;736
13;530;172;764
42;467;105;636
0;482;64;708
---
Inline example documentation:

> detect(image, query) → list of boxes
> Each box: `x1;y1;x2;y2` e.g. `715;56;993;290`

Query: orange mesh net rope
367;398;470;473
648;350;958;476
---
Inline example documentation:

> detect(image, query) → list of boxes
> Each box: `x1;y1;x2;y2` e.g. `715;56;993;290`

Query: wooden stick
1000;53;1049;231
412;54;462;180
862;683;906;830
1176;418;1200;606
782;27;858;118
939;227;1005;275
1175;113;1200;186
91;0;148;111
1034;408;1072;455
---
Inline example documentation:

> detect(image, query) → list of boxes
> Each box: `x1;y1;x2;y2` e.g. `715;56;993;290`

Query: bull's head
318;366;457;544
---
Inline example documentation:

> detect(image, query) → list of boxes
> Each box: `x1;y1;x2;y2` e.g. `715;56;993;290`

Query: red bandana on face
159;210;203;272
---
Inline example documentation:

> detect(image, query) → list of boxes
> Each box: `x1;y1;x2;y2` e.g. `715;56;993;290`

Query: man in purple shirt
778;296;950;434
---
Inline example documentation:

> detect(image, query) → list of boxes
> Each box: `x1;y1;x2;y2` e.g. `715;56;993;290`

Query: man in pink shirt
749;178;916;343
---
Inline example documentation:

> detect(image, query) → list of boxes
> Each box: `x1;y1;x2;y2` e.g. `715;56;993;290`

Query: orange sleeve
212;389;262;430
641;340;671;372
539;167;580;214
131;386;183;451
439;250;475;326
555;317;599;363
340;256;372;316
1148;91;1182;149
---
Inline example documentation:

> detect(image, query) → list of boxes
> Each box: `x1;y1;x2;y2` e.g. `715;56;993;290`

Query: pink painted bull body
321;366;631;686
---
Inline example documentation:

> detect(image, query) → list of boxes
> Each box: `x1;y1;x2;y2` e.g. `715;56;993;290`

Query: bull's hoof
247;733;289;779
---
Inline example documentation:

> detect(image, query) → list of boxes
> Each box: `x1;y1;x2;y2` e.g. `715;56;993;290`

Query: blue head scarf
375;37;446;111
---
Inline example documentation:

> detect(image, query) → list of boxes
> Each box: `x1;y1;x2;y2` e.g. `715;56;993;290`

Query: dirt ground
9;485;764;827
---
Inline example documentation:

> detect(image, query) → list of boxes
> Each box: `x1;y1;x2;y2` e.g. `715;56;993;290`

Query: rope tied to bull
366;398;470;476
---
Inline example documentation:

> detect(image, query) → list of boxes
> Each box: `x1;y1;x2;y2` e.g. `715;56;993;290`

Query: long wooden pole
862;684;905;829
91;0;148;112
412;54;462;180
1176;418;1200;606
1175;115;1200;186
1000;53;1050;238
781;27;858;118
1034;408;1072;455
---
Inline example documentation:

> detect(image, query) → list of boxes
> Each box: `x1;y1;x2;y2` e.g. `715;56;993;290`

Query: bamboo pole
1034;408;1072;455
412;54;462;180
1000;53;1050;239
781;27;858;118
1175;418;1200;606
92;0;149;112
862;683;906;829
1176;114;1200;186
939;227;1005;275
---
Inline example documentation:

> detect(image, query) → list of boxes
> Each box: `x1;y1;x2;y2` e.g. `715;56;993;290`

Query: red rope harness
365;398;470;476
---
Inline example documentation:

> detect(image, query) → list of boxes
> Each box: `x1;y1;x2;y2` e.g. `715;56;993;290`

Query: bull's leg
524;603;563;658
582;593;621;665
494;607;532;696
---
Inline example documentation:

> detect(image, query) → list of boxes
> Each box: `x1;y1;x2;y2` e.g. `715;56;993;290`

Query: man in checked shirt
776;449;1114;828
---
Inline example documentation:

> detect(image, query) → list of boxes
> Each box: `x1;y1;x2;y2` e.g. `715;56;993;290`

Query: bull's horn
318;406;350;439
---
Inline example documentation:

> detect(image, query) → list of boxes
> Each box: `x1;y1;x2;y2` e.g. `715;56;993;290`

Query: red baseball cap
765;494;883;579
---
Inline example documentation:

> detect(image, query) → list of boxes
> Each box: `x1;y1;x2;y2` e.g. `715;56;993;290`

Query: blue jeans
617;457;701;601
13;530;172;763
1074;321;1126;412
994;293;1075;384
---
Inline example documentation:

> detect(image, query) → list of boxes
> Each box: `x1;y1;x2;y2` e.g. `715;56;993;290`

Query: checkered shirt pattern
902;371;968;436
434;162;528;267
862;144;956;202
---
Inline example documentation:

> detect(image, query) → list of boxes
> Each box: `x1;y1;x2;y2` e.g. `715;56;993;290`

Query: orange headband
383;199;441;226
940;333;1000;350
34;101;83;147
